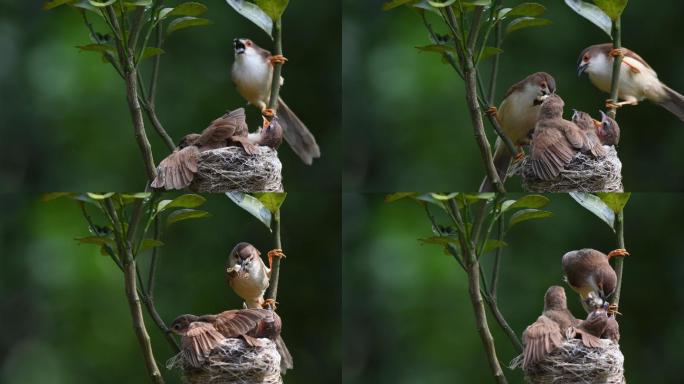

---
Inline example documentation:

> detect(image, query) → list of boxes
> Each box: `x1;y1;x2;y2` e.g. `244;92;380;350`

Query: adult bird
578;43;684;121
562;248;628;311
226;242;285;310
232;38;320;165
481;72;556;191
522;286;578;369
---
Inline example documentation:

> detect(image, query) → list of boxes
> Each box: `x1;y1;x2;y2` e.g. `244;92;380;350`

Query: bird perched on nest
571;110;608;157
568;305;610;348
578;43;684;121
232;38;320;165
226;242;285;310
595;110;620;146
170;309;288;369
522;286;578;369
562;248;628;312
529;94;606;181
150;109;282;190
481;72;556;191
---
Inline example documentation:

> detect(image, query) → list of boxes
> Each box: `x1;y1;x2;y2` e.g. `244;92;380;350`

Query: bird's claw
269;55;288;65
262;108;276;118
512;149;526;163
609;48;626;58
607;303;621;316
605;100;621;110
485;106;498;118
608;248;630;258
262;298;278;310
267;249;286;259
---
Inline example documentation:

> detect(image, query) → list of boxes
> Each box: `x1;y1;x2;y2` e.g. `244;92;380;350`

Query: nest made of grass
517;146;623;193
166;338;282;384
189;146;283;193
510;338;625;384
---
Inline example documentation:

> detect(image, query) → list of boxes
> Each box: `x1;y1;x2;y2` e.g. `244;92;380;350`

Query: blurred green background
343;0;684;191
0;0;340;192
0;192;340;383
343;193;684;383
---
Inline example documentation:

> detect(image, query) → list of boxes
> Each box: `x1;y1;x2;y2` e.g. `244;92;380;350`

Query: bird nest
516;146;623;192
166;338;283;384
189;147;283;193
510;338;625;384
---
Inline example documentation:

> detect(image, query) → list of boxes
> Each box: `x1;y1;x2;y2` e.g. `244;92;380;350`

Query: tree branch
610;210;626;307
264;209;283;301
267;19;283;112
607;18;622;119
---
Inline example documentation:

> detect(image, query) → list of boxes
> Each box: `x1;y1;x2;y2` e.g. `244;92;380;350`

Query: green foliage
164;2;208;17
42;0;72;11
253;192;287;214
505;16;552;34
166;16;212;35
596;192;631;213
225;192;274;229
157;194;206;212
569;192;624;231
504;3;546;18
255;0;289;21
564;0;613;37
508;208;553;228
166;208;211;225
225;0;274;37
593;0;628;20
88;0;116;7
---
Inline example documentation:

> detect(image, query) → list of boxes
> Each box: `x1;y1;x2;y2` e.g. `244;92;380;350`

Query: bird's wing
577;310;608;347
198;108;248;148
151;146;199;190
181;322;224;367
209;309;271;337
522;315;562;369
602;316;620;343
530;122;577;180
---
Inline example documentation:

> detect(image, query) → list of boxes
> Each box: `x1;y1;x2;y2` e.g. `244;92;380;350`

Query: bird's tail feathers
657;85;684;122
277;97;321;165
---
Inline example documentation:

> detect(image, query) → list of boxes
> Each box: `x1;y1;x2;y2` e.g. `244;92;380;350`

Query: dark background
0;192;341;383
0;0;340;192
343;0;684;192
343;193;684;383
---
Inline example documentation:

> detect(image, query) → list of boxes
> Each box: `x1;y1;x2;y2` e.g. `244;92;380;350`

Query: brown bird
226;242;285;309
170;309;293;371
562;248;628;310
602;314;620;343
571;109;607;157
578;43;684;121
481;72;556;190
596;110;620;146
232;38;320;165
570;306;609;348
522;286;577;369
528;94;595;180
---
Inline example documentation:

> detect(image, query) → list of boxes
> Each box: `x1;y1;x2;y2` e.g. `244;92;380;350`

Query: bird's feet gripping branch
269;54;288;65
262;298;279;310
485;106;498;118
607;303;621;316
609;48;626;58
607;248;630;258
267;248;286;270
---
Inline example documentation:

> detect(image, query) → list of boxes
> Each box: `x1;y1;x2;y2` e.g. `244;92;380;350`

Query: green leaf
140;239;164;252
506;2;545;18
430;193;460;201
483;239;507;253
384;192;418;203
564;0;612;37
506;17;552;34
167;16;212;35
88;0;116;7
509;209;553;228
419;235;457;246
569;192;615;230
70;1;101;12
226;192;272;229
225;0;273;38
159;194;206;212
504;194;550;211
166;209;211;225
76;236;114;245
382;0;415;11
124;0;152;6
595;192;631;213
76;44;115;54
253;192;287;214
166;2;208;17
415;44;456;54
593;0;628;20
463;193;496;203
121;192;151;200
463;0;491;6
43;0;73;10
427;0;457;7
41;192;74;202
87;192;115;200
141;47;165;59
478;47;503;61
255;0;289;21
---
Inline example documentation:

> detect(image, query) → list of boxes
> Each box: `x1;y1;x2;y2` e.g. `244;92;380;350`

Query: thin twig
607;18;622;119
490;214;504;298
267;19;283;112
610;210;626;307
264;209;283;301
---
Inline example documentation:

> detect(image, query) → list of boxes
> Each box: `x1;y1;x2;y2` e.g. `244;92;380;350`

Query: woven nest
516;146;623;192
510;339;625;384
189;146;283;193
166;338;283;384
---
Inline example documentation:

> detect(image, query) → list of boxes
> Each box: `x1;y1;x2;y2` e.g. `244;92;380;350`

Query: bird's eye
246;40;252;47
583;55;589;62
540;81;547;88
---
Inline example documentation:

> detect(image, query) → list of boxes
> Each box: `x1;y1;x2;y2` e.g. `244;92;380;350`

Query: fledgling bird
562;248;628;310
150;109;282;190
170;308;292;371
522;286;577;369
482;72;556;190
569;306;609;348
528;94;596;180
571;109;607;157
231;38;320;165
226;242;286;309
596;110;620;146
578;43;684;121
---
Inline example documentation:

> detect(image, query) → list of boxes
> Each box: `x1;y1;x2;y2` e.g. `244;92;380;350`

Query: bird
150;109;281;190
170;308;292;371
226;243;286;310
481;72;556;191
602;314;620;343
569;306;609;348
528;94;596;180
231;38;320;165
570;109;607;157
562;248;628;311
578;43;684;121
522;286;578;369
596;110;621;146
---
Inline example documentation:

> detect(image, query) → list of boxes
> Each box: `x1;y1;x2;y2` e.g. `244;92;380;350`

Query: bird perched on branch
562;248;628;312
170;308;292;371
226;242;285;310
232;38;320;165
481;72;556;191
578;43;684;121
150;109;282;190
522;286;578;369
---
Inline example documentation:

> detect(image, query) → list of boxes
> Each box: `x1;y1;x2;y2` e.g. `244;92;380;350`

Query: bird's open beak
577;62;589;77
533;93;549;106
233;38;246;54
599;110;608;122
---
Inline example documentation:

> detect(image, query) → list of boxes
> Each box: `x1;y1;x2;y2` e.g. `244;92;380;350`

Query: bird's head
170;314;198;335
258;117;283;149
538;93;565;119
544;285;568;310
233;38;256;56
577;43;611;77
598;110;620;146
571;109;595;129
178;134;200;149
227;242;260;275
528;72;556;106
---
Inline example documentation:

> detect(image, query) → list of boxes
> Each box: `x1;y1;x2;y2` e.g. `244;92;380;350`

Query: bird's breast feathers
232;52;272;104
589;53;663;101
498;84;540;143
